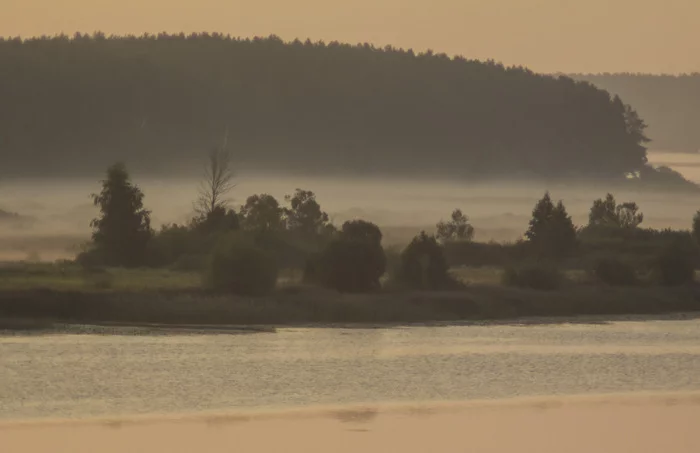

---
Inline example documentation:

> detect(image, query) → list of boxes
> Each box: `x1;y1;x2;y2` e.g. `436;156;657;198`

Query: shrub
310;220;386;293
254;229;319;271
82;270;114;290
315;238;386;292
653;242;696;286
75;246;106;271
169;254;208;271
205;234;278;295
147;223;199;267
397;231;457;290
443;240;531;267
502;264;563;290
593;258;638;286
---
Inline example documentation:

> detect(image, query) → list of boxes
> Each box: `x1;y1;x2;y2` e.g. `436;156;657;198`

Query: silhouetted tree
693;210;700;245
588;193;643;229
90;163;152;267
525;192;577;258
616;202;644;228
588;193;618;227
397;231;455;290
195;143;235;218
436;209;475;243
239;194;285;232
526;192;555;243
341;219;383;245
193;205;239;235
574;73;700;154
284;189;333;237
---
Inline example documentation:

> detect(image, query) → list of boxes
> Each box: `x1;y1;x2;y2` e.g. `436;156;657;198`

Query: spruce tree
525;192;577;258
90;163;152;267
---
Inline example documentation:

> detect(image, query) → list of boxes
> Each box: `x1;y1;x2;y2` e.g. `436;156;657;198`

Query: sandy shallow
4;392;700;453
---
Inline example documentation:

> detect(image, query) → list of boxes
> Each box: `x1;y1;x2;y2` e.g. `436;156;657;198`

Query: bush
653;242;696;286
169;254;208;271
314;238;386;292
593;258;638;286
308;220;386;293
397;231;458;290
147;223;199;267
75;246;106;271
443;240;531;267
254;229;319;271
205;234;278;295
502;264;563;290
82;269;114;290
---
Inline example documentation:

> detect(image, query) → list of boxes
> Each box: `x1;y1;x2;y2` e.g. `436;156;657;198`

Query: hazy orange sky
2;0;699;74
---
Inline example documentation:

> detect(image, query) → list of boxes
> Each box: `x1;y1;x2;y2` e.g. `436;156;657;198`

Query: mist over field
0;151;697;262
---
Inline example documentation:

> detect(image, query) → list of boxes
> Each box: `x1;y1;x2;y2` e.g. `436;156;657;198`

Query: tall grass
2;284;700;326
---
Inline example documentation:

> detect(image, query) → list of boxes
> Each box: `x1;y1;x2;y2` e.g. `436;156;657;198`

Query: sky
2;0;699;74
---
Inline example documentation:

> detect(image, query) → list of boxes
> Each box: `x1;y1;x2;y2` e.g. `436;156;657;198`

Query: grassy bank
1;284;700;328
2;262;700;328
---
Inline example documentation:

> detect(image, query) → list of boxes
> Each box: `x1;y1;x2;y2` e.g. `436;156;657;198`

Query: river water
3;316;700;421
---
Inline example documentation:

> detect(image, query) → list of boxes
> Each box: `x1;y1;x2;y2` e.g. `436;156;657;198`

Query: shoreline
2;285;700;332
1;285;700;333
2;310;700;334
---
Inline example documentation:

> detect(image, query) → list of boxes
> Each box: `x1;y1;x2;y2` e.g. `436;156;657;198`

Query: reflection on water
331;408;379;424
2;318;700;421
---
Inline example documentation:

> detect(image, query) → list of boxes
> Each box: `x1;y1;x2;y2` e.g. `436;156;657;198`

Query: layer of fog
0;151;698;261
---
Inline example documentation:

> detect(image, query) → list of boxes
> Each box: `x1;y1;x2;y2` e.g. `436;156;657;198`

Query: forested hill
572;73;700;153
1;34;649;179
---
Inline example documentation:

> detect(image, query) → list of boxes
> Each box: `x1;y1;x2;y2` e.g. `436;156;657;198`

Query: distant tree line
572;73;700;153
0;33;657;181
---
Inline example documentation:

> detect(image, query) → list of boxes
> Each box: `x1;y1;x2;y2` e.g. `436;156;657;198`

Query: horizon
3;0;698;74
4;32;700;78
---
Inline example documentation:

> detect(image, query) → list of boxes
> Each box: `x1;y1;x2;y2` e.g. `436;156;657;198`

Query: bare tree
195;131;235;216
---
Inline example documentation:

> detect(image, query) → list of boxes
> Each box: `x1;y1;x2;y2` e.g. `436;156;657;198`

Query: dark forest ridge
571;73;700;154
0;33;685;185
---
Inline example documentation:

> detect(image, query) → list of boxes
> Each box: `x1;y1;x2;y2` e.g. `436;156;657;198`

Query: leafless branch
195;130;235;216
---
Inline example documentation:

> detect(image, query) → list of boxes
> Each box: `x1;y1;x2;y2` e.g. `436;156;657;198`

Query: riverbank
2;283;700;329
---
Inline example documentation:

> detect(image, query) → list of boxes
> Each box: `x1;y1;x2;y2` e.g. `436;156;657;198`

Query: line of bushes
74;162;700;299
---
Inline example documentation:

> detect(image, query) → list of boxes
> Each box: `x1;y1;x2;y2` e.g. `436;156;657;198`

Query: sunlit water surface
2;318;700;421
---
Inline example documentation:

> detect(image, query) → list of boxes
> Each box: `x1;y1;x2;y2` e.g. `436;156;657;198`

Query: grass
1;284;699;327
1;262;700;328
0;261;690;292
450;266;590;286
0;262;201;291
